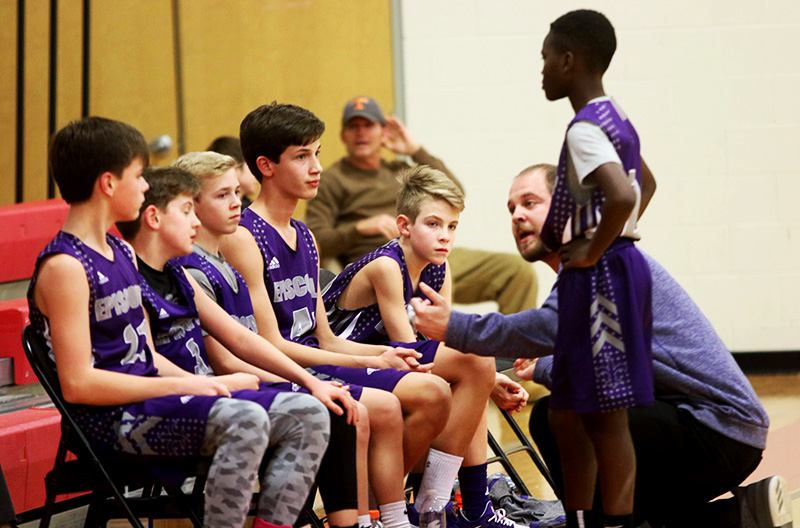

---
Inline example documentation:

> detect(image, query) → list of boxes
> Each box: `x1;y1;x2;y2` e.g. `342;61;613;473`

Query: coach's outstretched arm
411;282;557;359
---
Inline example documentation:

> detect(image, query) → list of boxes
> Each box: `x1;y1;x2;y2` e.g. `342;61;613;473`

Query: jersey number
186;337;212;376
121;320;148;365
290;307;314;340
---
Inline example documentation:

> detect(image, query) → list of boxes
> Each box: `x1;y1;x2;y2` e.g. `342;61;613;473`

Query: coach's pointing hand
410;282;451;342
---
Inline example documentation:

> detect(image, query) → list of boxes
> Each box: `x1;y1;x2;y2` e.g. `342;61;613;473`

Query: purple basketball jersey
541;97;642;251
139;259;280;412
139;259;213;376
28;232;156;376
27;233;218;457
240;210;319;342
178;251;258;333
323;239;446;345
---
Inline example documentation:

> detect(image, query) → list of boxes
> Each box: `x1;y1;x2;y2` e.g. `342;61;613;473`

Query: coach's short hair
515;163;557;193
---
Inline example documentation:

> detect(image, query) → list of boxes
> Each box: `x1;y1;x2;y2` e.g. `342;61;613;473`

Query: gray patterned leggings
201;393;330;528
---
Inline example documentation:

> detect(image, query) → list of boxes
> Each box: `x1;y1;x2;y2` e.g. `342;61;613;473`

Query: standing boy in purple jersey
171;151;410;528
536;10;657;528
29;116;303;528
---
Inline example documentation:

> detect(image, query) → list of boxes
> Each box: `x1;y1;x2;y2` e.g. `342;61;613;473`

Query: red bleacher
1;199;70;515
0;198;70;284
0;408;82;514
0;199;68;386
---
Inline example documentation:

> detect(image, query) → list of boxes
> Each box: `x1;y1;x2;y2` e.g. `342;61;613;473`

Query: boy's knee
466;354;496;387
547;406;579;438
355;401;371;444
205;399;271;455
241;401;271;432
406;374;451;408
425;375;452;409
368;391;404;428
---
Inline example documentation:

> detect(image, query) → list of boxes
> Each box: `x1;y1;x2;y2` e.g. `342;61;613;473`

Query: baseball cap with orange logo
341;96;386;126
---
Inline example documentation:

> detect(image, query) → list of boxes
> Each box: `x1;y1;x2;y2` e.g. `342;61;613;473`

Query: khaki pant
449;247;538;315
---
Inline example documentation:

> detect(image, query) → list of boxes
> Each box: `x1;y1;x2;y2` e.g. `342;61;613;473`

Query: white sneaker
734;475;793;528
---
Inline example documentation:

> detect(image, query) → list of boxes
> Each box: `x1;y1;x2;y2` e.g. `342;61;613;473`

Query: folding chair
21;326;328;528
21;325;207;528
487;408;558;498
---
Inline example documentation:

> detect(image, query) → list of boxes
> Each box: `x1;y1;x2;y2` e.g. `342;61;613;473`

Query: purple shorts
388;339;439;365
550;239;653;413
307;340;437;394
263;379;365;401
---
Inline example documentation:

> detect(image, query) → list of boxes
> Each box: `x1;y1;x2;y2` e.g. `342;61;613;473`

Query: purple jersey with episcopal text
240;210;319;343
27;233;217;457
178;251;258;333
139;259;213;376
240;210;410;395
323;239;446;344
28;233;155;376
541;97;642;251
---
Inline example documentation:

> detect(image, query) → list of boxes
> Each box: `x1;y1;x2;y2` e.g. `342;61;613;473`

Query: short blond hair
396;165;465;222
172;151;237;184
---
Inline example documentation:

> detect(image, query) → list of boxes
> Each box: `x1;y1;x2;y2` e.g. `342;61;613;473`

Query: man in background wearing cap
306;96;538;320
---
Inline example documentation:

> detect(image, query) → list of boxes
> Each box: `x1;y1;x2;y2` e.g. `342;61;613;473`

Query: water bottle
418;495;448;528
369;509;383;528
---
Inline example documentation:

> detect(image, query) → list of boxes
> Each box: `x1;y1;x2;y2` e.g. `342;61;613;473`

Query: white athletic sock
380;500;411;528
358;514;371;528
418;449;463;505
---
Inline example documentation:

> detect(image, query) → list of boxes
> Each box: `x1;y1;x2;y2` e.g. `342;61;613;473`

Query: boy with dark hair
170;151;386;528
223;102;498;528
224;103;444;528
29;116;287;528
537;10;657;528
322;166;525;528
117;164;362;528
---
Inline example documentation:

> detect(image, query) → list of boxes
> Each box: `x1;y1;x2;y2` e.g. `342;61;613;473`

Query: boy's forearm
587;194;636;260
265;332;377;369
205;336;285;382
318;333;382;357
152;352;193;378
586;164;637;260
63;366;194;406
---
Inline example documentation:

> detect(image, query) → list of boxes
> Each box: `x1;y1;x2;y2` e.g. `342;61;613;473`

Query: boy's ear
397;214;412;237
142;205;161;231
98;171;116;197
255;156;274;180
562;50;575;73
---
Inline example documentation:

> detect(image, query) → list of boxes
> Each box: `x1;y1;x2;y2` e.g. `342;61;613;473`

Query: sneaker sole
766;476;792;527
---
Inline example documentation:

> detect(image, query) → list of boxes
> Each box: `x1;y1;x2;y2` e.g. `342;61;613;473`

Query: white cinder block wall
398;0;800;352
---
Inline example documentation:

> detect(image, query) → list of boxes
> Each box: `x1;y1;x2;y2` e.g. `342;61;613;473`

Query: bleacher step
0;357;11;386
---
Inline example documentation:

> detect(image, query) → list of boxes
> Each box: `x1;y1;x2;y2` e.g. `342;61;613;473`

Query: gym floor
4;371;798;527
489;372;800;526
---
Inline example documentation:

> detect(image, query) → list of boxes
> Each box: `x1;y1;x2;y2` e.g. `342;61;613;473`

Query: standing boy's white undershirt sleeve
567;121;622;183
418;449;463;503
